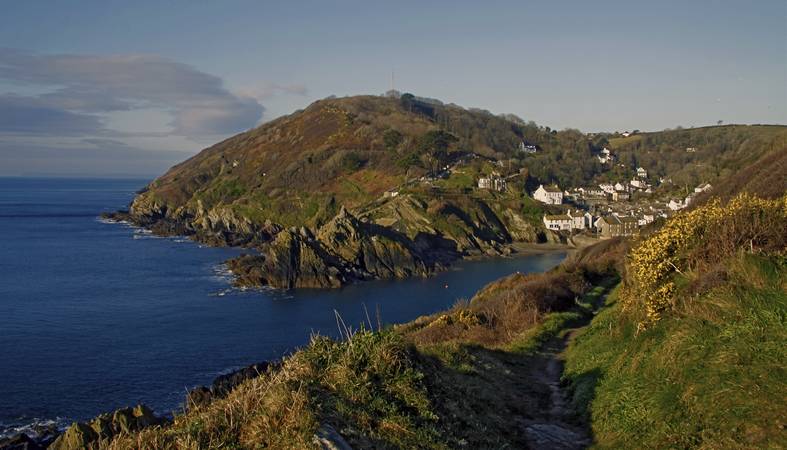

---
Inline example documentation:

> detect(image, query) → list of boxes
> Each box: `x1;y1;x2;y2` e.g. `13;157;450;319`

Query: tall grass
103;330;443;449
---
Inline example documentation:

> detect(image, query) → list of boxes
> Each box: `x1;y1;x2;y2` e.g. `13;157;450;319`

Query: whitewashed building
694;183;712;193
478;173;507;192
533;184;563;205
637;167;648;178
668;199;684;211
519;142;538;153
543;209;591;231
543;214;572;231
599;183;615;194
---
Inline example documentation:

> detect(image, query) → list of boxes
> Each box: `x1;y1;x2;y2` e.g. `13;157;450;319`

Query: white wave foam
0;417;66;440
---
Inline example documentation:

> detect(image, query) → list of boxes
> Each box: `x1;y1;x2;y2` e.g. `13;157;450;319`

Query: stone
313;424;353;450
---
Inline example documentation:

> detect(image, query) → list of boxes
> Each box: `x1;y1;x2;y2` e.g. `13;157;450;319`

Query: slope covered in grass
564;194;787;449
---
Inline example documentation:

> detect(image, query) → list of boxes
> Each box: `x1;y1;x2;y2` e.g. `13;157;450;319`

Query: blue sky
1;0;785;176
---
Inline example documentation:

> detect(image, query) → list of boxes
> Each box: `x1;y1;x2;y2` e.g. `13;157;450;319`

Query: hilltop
117;94;569;288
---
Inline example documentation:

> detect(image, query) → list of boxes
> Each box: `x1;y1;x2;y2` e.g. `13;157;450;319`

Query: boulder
186;362;271;411
0;433;44;450
313;424;353;450
48;405;166;450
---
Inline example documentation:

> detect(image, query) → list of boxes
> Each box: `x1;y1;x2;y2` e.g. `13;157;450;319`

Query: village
524;146;713;238
387;142;714;239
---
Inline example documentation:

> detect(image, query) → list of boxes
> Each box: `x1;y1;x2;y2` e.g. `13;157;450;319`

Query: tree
400;93;415;112
383;129;403;150
418;130;457;174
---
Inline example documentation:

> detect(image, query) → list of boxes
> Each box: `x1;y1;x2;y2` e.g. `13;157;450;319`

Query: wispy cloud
0;48;265;137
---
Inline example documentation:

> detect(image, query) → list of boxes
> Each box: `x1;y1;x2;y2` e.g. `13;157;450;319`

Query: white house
568;209;592;229
621;131;632;137
614;182;627;192
686;147;697;153
630;178;646;189
639;213;656;226
636;167;648;178
519;142;538;153
478;173;507;192
612;191;630;202
599;183;615;194
580;187;605;197
533;184;563;205
543;214;572;231
667;199;684;211
694;183;712;193
544;209;590;231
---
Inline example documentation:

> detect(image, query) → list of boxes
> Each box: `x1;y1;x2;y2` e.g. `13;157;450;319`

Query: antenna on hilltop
391;69;395;92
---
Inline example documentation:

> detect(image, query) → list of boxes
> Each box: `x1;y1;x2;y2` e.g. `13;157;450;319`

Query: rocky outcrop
103;194;281;248
0;433;45;450
186;362;272;409
228;207;446;289
47;405;167;450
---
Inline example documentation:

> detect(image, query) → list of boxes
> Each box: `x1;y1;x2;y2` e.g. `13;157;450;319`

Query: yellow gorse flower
623;193;786;328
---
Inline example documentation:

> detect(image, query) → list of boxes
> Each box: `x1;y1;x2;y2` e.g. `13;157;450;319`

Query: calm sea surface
0;177;565;436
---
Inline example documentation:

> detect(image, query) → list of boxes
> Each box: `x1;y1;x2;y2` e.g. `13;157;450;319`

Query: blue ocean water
0;177;565;436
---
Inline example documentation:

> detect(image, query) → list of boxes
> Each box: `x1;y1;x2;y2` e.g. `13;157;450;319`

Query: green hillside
564;194;787;448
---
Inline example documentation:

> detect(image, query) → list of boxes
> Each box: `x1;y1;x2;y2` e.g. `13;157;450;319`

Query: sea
0;177;565;438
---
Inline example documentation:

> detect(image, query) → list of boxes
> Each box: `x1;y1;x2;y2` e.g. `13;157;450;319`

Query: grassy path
516;284;611;449
418;282;614;449
520;327;592;449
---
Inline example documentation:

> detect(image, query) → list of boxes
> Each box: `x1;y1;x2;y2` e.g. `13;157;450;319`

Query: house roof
544;214;571;221
540;185;562;193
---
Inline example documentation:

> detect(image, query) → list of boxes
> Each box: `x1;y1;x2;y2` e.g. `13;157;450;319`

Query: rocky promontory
105;95;567;289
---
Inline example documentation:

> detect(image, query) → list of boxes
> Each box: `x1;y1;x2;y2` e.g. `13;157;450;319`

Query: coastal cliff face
113;95;561;288
227;206;447;289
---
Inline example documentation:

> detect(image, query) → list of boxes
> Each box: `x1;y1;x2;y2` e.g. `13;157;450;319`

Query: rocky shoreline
104;195;563;290
0;362;274;450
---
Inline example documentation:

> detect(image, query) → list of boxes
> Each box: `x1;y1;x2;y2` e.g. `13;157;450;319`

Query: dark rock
0;433;44;450
228;208;440;289
48;422;97;450
313;424;353;450
186;362;271;410
186;386;214;409
48;405;167;450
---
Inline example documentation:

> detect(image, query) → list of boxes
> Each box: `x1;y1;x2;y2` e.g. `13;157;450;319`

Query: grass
508;284;611;355
103;330;445;449
563;254;787;449
607;134;644;149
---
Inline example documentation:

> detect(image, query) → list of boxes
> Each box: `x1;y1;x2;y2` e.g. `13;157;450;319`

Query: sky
0;0;785;177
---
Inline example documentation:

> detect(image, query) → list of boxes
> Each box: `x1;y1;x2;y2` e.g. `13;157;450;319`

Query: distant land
106;93;787;290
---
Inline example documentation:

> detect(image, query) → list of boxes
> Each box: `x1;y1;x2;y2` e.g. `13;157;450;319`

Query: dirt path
521;329;591;449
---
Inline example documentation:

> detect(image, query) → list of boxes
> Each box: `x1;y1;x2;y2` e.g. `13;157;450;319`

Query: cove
0;177;565;436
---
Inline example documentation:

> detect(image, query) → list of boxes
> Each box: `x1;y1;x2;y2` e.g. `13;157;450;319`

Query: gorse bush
623;193;787;326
